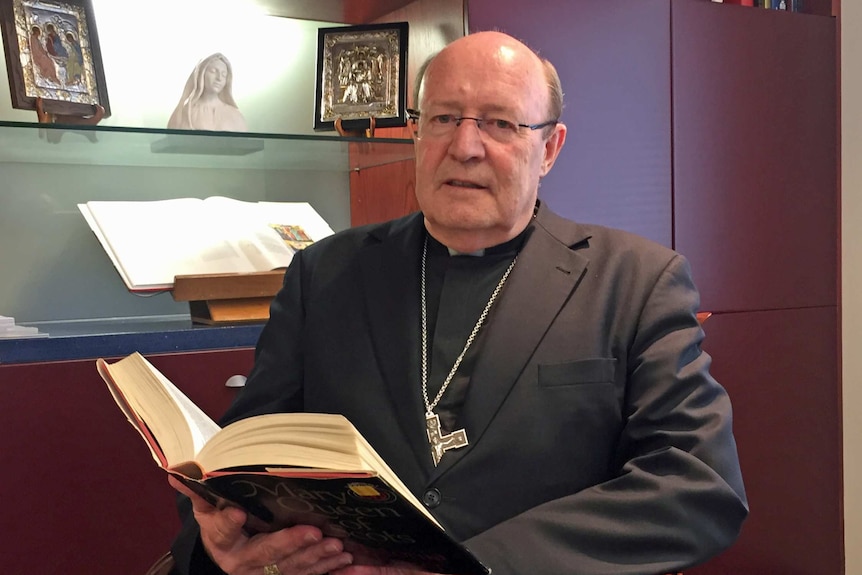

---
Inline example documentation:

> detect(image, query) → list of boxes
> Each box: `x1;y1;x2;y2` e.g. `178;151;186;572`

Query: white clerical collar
447;247;485;257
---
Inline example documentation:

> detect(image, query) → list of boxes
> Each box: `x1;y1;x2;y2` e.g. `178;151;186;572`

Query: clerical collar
429;223;533;258
448;247;483;257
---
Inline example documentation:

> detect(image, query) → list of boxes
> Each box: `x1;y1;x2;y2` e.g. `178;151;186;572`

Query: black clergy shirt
422;226;531;433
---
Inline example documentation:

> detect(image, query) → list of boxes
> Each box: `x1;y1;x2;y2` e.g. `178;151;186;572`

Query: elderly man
169;30;747;575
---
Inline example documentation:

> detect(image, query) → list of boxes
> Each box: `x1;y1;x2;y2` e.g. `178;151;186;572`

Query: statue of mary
168;53;248;131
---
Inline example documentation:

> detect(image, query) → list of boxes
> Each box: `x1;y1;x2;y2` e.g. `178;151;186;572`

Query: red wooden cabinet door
672;1;837;313
689;308;841;575
0;348;253;575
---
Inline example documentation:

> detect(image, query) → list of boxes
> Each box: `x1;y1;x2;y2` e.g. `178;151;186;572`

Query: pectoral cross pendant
425;412;468;466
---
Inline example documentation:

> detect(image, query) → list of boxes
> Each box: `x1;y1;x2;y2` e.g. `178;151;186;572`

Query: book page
81;197;335;291
199;413;369;474
97;358;165;466
198;411;438;525
207;198;336;271
79;204;134;290
255;201;336;251
202;197;297;272
98;353;200;466
148;360;221;454
81;198;270;290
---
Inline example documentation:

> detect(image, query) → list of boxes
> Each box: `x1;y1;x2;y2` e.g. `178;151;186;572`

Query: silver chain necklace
420;236;517;465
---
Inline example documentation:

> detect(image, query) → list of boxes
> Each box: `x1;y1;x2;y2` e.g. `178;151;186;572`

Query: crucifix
425;412;468;466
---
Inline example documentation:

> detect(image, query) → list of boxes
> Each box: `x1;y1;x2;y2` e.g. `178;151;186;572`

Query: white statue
168;53;248;132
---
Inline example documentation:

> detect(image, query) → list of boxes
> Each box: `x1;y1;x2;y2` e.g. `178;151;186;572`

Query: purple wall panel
469;0;674;247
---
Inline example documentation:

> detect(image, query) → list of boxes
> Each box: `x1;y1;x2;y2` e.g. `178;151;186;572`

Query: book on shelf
791;0;831;13
751;0;803;9
96;352;490;575
78;196;335;292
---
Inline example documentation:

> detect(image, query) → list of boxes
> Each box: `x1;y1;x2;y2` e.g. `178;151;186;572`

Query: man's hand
169;475;353;575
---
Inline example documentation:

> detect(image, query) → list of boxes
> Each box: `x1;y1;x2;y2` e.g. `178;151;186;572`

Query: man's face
413;34;565;250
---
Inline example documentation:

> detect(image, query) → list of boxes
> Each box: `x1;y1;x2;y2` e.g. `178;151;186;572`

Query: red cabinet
690;308;841;574
0;348;254;575
672;1;837;312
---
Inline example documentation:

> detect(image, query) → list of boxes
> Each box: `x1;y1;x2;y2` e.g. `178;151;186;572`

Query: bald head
414;31;563;125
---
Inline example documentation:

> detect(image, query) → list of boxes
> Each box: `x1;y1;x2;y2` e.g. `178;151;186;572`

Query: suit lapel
359;215;431;472
430;207;592;478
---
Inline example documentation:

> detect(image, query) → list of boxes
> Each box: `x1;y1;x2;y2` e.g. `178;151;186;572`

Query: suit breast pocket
527;358;621;483
537;358;617;387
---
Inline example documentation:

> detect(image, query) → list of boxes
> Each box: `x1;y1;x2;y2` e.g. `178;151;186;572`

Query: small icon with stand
35;96;105;143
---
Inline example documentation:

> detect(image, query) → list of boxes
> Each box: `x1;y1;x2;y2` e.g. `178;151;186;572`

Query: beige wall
843;4;860;573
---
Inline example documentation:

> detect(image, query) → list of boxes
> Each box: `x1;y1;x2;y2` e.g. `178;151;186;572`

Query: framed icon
314;21;408;132
0;0;110;117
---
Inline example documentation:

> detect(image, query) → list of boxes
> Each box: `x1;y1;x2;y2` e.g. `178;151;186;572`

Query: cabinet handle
225;375;247;388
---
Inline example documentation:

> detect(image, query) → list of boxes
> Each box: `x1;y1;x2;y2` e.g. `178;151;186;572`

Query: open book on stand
79;197;335;292
96;352;489;575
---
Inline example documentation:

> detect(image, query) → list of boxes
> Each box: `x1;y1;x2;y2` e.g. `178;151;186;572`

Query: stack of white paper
0;316;48;339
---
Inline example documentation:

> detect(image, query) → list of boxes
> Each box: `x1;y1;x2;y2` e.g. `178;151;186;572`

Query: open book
79;197;335;292
96;352;489;575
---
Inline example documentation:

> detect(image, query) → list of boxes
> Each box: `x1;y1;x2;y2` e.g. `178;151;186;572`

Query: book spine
791;0;832;15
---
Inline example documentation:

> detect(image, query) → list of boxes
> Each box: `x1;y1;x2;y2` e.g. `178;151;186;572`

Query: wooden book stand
171;270;285;325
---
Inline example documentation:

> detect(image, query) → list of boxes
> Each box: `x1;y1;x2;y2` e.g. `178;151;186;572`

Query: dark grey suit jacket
172;203;747;575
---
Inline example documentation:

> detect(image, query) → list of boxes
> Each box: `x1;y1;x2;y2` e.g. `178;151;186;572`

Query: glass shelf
0;121;415;172
0;120;415;355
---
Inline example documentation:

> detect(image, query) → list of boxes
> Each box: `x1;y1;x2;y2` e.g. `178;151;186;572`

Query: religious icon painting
314;21;408;133
0;0;111;117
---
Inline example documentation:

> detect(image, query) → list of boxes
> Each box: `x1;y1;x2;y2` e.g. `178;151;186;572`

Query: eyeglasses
407;109;557;143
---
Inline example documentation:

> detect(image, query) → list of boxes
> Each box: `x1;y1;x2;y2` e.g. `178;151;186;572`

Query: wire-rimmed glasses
407;108;557;143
